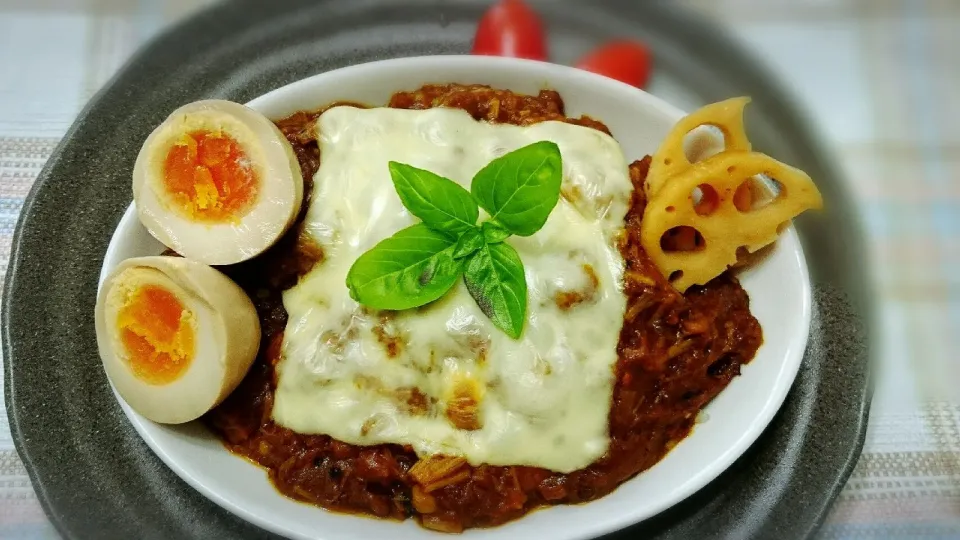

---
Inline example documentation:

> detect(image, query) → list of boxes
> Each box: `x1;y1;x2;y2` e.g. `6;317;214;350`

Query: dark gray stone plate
1;1;872;539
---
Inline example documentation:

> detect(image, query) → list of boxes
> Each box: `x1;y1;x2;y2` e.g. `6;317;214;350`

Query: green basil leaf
453;227;484;259
389;161;479;234
346;224;463;310
481;220;511;244
470;141;563;237
463;242;527;339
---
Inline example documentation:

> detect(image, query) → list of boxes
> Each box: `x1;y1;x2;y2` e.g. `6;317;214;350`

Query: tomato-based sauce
205;84;762;533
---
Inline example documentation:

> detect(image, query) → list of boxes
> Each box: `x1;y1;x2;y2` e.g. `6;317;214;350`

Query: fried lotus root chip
641;151;823;293
646;97;753;198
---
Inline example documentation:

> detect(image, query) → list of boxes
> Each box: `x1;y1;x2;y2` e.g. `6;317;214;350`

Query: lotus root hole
735;175;785;212
683;124;727;164
694;184;720;216
668;270;684;283
660;226;706;252
733;182;753;212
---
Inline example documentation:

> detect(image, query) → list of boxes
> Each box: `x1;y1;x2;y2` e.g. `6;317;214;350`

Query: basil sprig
346;141;563;338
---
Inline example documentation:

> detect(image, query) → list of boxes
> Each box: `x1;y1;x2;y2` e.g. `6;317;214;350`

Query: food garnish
640;97;823;292
471;0;548;60
575;40;654;89
345;141;562;338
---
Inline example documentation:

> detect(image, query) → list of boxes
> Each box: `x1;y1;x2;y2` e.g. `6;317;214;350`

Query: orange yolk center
116;285;195;385
162;130;258;222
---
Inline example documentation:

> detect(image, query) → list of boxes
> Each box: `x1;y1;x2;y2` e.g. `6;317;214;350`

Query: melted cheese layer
275;106;632;473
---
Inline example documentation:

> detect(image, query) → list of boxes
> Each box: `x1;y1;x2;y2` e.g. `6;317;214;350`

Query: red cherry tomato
575;40;653;89
471;0;548;60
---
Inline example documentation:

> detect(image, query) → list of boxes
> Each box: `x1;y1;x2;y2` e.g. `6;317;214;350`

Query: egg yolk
162;130;258;222
116;285;195;385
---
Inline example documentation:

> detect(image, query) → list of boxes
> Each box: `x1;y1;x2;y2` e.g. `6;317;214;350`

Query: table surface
1;0;958;539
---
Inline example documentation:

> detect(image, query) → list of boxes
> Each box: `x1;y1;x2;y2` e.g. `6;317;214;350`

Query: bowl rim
105;54;813;540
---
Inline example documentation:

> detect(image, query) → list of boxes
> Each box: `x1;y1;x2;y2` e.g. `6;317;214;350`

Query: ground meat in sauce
204;84;763;533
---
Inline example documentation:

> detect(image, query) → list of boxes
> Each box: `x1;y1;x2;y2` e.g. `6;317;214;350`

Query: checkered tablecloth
1;1;958;539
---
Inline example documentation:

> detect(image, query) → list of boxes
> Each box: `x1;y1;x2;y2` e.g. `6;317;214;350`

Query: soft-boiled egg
133;99;303;265
94;256;260;424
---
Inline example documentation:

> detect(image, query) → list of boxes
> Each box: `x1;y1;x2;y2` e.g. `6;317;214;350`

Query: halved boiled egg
133;99;303;265
94;256;260;424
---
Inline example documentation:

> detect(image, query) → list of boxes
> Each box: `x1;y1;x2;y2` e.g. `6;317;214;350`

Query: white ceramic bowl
97;56;812;540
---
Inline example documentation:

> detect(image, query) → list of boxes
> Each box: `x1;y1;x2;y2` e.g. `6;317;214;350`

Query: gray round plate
1;1;872;539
